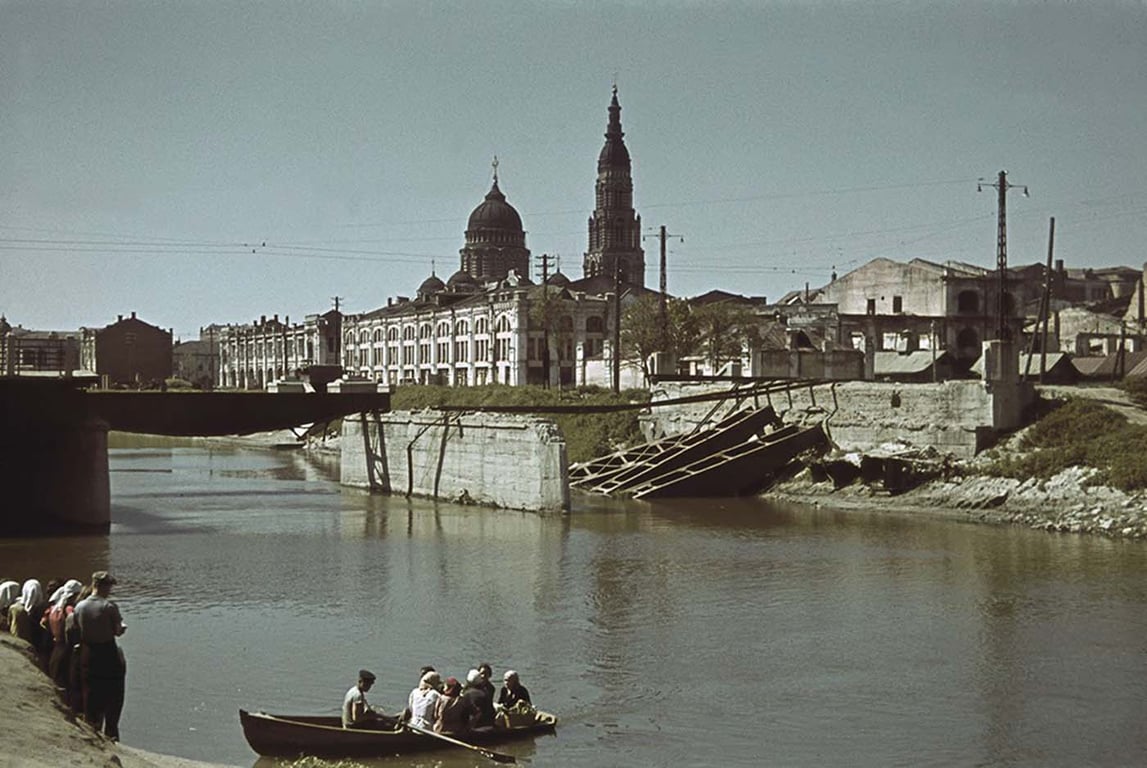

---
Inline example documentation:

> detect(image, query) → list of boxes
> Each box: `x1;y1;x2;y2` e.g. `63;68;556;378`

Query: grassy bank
391;384;649;464
984;397;1147;491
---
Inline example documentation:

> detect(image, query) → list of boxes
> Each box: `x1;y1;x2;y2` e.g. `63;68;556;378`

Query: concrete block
341;410;569;512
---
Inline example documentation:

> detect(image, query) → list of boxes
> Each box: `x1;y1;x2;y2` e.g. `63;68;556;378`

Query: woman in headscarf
433;676;477;735
9;579;45;646
0;581;19;633
407;670;442;730
46;579;83;689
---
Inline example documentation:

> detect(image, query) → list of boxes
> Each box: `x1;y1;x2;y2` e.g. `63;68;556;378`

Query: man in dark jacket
462;668;495;727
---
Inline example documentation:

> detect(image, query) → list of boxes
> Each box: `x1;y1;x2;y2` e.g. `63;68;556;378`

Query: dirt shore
0;636;239;768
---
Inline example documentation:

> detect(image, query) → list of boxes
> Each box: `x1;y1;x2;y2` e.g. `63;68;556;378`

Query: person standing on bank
75;571;126;742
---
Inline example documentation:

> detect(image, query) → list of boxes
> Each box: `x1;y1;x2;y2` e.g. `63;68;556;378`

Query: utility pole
330;296;344;368
642;225;683;354
612;255;621;393
978;171;1028;341
536;253;555;389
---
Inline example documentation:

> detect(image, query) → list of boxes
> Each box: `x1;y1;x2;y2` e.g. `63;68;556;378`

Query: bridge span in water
1;378;390;535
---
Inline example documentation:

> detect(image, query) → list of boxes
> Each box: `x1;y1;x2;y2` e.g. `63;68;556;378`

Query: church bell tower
583;87;644;287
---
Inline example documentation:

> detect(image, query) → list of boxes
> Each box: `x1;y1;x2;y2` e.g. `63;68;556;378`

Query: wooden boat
238;708;558;759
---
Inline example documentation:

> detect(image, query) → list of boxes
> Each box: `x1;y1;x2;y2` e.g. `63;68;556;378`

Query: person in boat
401;665;436;722
342;669;398;729
407;670;442;730
462;668;495;728
497;670;531;711
433;676;477;735
75;570;127;742
476;662;496;698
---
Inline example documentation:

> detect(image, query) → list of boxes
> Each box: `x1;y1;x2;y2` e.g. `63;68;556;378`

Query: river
3;437;1147;767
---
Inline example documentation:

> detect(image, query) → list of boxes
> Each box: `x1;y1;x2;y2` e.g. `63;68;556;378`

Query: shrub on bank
391;384;649;464
986;398;1147;491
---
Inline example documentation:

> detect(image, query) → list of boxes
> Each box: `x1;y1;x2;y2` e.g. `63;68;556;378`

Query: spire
487;155;504;199
606;85;623;139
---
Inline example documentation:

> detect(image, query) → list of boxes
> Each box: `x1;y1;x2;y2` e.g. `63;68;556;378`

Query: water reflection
3;442;1147;767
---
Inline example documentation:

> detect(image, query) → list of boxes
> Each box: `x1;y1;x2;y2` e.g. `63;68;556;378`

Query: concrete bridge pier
1;378;112;535
1;415;111;535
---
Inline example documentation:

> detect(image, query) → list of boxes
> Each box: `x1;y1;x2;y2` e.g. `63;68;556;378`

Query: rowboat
238;708;558;759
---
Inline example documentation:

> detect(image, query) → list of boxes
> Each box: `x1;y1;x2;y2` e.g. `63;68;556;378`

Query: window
454;339;469;362
892;296;903;314
475;317;489;335
586;316;604;333
957;290;980;314
866;299;876;315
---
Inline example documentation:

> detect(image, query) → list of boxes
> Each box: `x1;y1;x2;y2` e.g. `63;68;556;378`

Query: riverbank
0;636;239;768
770;443;1147;539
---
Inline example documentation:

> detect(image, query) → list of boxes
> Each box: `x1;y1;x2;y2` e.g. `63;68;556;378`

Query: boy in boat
342;669;398;729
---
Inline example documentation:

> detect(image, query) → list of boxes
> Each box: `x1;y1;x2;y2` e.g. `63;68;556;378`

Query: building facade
81;312;173;387
217;310;342;390
0;316;83;377
216;89;644;391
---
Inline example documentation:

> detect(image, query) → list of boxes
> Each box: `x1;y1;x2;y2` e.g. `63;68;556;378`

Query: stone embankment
772;454;1147;540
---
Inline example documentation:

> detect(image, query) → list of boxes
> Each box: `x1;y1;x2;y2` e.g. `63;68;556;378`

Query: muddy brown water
3;438;1147;767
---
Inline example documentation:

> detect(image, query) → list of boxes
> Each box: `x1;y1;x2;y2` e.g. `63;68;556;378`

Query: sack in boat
498;701;540;729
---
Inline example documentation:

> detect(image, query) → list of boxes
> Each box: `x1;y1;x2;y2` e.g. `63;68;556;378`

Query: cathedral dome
467;180;523;233
447;269;481;292
417;273;446;297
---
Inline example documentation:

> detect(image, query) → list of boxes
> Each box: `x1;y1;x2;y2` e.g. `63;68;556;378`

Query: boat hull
239;709;557;759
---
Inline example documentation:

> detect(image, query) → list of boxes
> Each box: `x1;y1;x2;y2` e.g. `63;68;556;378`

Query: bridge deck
2;379;390;435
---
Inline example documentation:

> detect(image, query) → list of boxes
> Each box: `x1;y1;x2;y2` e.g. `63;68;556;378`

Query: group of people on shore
343;662;534;737
1;571;127;742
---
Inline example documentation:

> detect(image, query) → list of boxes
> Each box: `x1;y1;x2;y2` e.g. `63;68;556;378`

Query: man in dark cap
342;668;398;729
74;571;127;741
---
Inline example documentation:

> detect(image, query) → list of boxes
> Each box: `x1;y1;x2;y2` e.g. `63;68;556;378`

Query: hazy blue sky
2;0;1145;340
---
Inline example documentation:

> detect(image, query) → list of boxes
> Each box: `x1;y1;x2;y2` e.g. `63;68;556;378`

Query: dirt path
1036;384;1147;424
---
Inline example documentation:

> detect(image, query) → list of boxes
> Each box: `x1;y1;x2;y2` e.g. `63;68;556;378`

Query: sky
2;0;1145;341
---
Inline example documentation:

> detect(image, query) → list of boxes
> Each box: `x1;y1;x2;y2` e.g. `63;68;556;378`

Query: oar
404;722;517;764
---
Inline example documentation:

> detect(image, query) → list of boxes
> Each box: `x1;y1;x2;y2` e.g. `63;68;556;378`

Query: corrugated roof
972;352;1071;376
873;350;947;375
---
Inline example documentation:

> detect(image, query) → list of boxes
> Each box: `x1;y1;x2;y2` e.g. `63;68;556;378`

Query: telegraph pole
612;255;621;392
536;253;555;389
978;171;1028;341
642;225;683;353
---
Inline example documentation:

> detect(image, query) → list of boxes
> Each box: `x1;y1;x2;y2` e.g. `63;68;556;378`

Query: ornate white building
341;174;616;387
218;89;648;390
217;309;342;390
342;89;650;389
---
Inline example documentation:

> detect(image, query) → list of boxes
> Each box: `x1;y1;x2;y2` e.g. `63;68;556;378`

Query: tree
691;301;761;373
620;295;698;380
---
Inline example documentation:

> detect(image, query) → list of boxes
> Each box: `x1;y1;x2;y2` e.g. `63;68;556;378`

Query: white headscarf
17;579;43;612
0;581;19;612
51;579;83;611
